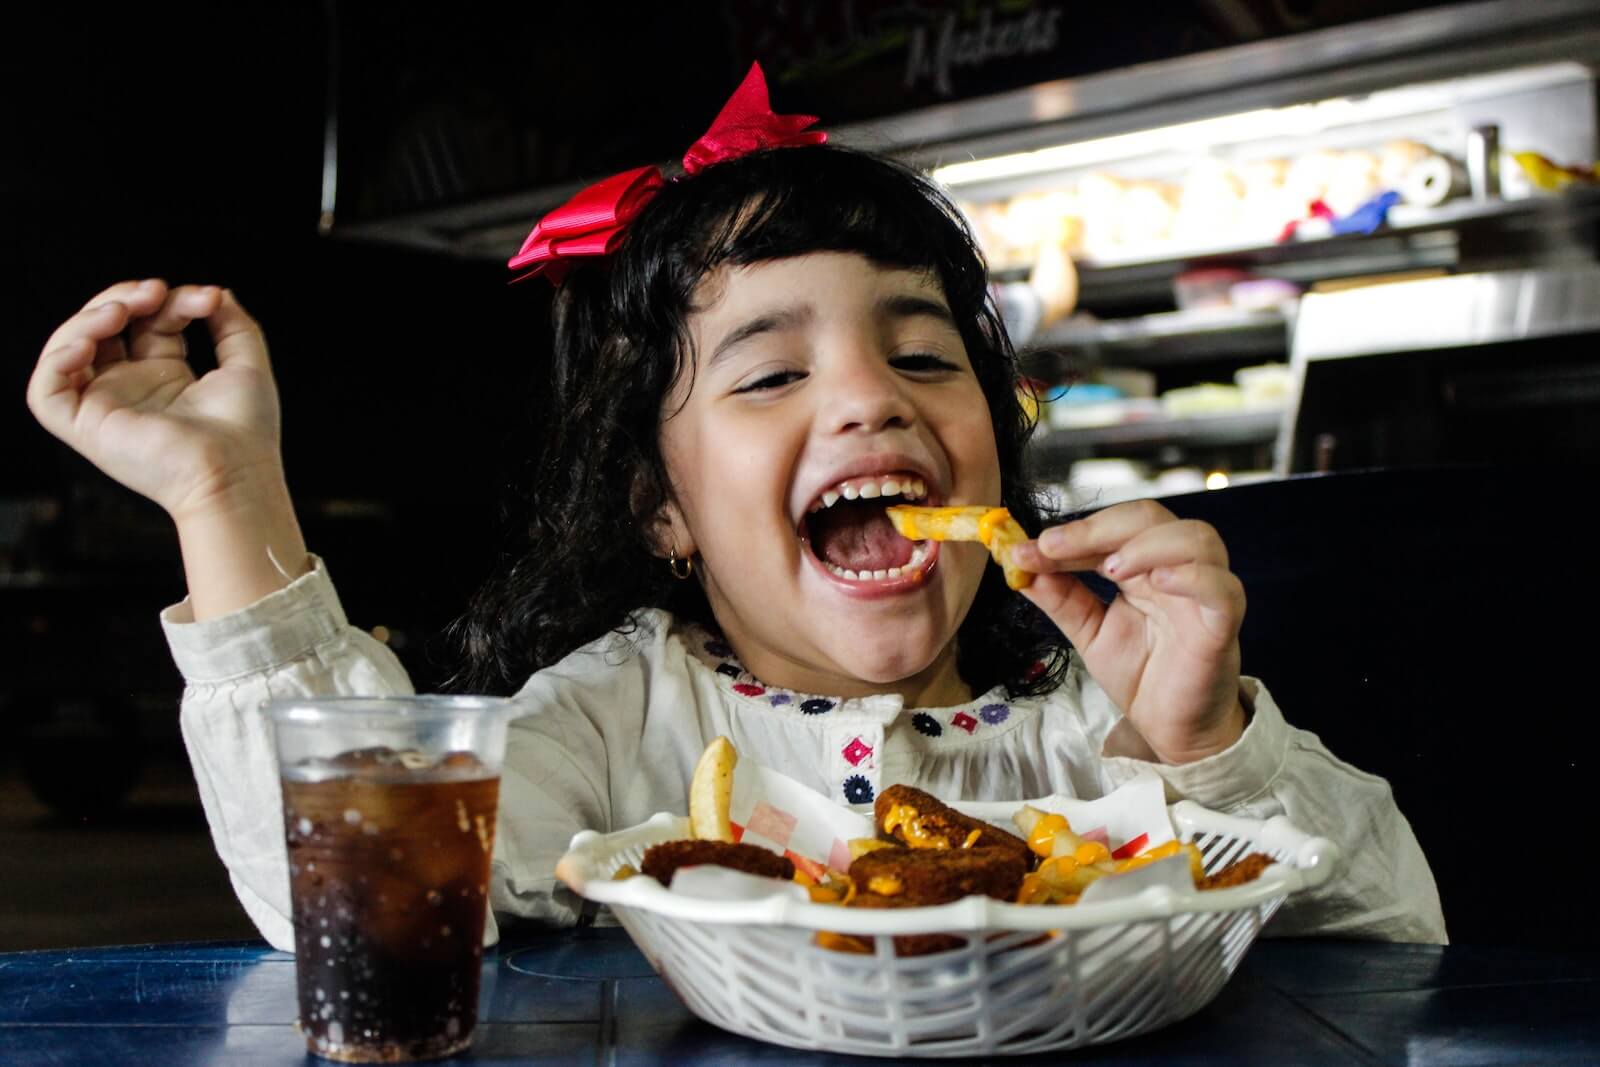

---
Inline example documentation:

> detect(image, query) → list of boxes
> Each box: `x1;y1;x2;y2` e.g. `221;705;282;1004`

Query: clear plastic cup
267;695;515;1063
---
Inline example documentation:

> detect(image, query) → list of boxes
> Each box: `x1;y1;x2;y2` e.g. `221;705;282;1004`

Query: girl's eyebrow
707;292;956;368
708;305;812;368
879;293;955;326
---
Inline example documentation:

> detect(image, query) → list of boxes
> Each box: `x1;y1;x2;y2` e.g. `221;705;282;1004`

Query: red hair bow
508;63;825;284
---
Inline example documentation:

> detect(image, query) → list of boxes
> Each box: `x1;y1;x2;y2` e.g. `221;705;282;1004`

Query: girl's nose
820;349;915;435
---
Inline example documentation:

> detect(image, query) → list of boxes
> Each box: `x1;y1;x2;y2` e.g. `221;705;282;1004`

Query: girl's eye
891;353;960;373
735;370;806;394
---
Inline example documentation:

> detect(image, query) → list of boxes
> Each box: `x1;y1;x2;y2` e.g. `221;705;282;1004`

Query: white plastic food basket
556;801;1337;1058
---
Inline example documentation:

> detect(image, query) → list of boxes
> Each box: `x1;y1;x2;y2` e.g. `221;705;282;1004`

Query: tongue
809;502;915;573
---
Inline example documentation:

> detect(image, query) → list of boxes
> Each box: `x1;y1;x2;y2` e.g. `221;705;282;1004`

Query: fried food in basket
1012;803;1274;904
875;784;1032;866
688;735;737;843
849;846;1028;905
640;839;795;887
1198;851;1274;890
884;505;1033;590
840;893;966;957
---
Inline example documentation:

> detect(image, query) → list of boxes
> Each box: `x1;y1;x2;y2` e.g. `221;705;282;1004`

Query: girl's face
658;252;1002;704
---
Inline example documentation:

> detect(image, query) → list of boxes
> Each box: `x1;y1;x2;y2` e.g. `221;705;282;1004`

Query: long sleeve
162;556;413;951
1094;676;1448;943
163;566;663;947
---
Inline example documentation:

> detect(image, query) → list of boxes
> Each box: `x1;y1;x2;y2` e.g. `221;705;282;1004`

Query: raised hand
1009;500;1248;764
27;278;284;519
27;278;308;619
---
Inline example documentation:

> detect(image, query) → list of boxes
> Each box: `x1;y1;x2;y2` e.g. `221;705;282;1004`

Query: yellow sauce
977;507;1010;546
1016;873;1050;905
882;804;948;849
962;828;983;849
1074;841;1112;866
866;876;904;896
1038;855;1079;882
815;931;872;954
1027;813;1069;858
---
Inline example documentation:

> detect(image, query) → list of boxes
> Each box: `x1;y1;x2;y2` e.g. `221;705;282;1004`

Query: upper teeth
810;476;927;513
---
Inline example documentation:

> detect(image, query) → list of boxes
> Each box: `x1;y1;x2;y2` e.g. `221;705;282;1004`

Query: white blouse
162;557;1447;952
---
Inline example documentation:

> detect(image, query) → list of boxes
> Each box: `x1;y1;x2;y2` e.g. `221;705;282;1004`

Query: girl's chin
818;638;948;691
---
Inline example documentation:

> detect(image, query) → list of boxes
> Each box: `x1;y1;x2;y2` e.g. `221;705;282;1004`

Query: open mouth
799;472;935;584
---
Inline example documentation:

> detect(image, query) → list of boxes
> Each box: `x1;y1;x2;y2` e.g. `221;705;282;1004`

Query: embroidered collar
675;618;1030;740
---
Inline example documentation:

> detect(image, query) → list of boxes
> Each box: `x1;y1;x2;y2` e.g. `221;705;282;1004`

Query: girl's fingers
127;285;222;363
1036;499;1178;564
75;278;166;316
26;336;98;436
1007;539;1105;575
1098;519;1228;582
205;289;272;375
1149;562;1246;638
44;279;166;354
1017;570;1108;651
90;303;133;369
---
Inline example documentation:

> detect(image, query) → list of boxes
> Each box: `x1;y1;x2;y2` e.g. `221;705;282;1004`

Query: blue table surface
2;929;1596;1066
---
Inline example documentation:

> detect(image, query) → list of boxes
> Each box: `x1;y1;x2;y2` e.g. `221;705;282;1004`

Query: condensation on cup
267;696;516;1063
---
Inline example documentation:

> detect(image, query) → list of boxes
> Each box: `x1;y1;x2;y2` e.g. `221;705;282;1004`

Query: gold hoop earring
668;548;694;580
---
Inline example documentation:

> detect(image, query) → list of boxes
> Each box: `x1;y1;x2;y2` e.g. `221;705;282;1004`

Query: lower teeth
823;542;930;581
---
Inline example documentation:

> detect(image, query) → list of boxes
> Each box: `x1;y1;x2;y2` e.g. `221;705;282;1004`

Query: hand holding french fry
1006;500;1249;766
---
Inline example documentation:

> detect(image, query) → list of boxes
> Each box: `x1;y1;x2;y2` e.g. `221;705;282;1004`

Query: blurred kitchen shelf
1030;409;1285;464
996;190;1600;308
1022;307;1290;369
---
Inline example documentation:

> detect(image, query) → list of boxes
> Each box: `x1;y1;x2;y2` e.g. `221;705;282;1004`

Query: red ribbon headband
508;62;825;284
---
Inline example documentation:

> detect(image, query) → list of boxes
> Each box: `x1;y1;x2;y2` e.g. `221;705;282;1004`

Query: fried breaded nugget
849;846;1027;905
874;784;1032;866
1198;851;1273;890
639;839;795;887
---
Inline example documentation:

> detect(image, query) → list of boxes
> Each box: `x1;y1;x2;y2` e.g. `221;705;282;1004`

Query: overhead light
931;100;1364;187
930;63;1585;189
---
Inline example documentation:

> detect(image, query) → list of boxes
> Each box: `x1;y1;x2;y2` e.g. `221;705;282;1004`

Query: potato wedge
688;735;737;842
885;505;1034;590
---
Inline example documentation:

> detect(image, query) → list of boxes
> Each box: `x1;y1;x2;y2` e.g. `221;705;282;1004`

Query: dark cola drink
282;747;499;1062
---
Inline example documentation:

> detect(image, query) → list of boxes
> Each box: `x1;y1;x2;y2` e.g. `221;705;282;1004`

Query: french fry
1114;840;1207;885
885;505;1034;590
1012;803;1049;837
1047;827;1092;860
1037;855;1111;895
688;736;737;843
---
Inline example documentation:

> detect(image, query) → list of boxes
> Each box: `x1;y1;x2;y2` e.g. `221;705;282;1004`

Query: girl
25;67;1444;950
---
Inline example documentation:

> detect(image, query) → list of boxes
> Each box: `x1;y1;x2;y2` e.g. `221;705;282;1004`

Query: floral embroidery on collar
677;619;1029;739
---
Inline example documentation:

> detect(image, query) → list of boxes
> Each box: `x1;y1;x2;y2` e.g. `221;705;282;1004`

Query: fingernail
1040;526;1066;552
1103;553;1122;576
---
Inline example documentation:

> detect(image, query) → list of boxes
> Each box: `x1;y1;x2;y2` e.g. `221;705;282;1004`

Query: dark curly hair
448;144;1070;698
